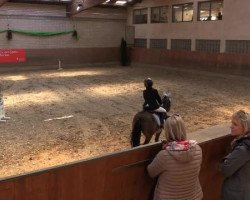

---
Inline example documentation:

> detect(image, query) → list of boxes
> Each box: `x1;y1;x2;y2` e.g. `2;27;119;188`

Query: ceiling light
115;0;127;6
76;4;83;11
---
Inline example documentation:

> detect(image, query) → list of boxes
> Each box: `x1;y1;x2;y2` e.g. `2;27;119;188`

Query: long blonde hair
164;114;187;142
232;110;250;134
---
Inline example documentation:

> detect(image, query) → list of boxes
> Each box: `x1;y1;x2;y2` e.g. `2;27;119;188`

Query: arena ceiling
0;0;142;15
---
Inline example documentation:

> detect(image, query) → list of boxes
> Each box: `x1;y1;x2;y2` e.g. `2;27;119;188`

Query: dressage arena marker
58;59;63;70
0;95;10;123
44;115;74;122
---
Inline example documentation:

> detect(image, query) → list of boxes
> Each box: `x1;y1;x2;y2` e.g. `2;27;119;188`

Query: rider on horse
143;78;166;128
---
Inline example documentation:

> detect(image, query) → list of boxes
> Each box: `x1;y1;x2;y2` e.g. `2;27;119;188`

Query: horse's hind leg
143;133;153;145
154;129;162;142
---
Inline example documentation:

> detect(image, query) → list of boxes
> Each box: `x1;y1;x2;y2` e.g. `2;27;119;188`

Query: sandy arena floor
0;64;249;178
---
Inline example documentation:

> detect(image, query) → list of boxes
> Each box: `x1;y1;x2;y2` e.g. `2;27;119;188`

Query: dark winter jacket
143;88;162;111
220;133;250;200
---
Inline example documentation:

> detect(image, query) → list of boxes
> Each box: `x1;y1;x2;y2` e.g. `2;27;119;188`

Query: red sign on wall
0;49;26;63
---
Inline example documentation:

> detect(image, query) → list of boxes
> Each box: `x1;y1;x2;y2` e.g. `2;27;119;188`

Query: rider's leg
159;113;165;128
154;107;167;128
154;107;166;113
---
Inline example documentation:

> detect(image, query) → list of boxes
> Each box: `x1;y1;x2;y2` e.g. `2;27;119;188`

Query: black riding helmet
144;78;153;88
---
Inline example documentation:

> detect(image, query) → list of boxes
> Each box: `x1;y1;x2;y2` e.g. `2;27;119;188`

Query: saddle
152;113;161;127
146;110;167;128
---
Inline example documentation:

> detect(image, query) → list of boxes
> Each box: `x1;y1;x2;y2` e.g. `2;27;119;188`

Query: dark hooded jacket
143;87;162;111
221;133;250;200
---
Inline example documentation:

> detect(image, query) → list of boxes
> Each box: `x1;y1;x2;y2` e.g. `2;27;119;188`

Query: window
198;1;223;21
172;3;193;22
226;40;250;54
171;39;191;51
196;40;220;52
151;6;168;23
134;38;147;48
133;8;148;24
150;39;167;49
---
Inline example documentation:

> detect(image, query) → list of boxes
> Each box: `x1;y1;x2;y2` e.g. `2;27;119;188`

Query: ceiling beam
68;0;107;16
9;0;71;5
108;0;117;3
127;0;142;6
0;0;9;7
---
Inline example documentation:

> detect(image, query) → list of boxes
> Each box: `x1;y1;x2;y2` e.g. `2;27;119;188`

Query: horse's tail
130;117;142;147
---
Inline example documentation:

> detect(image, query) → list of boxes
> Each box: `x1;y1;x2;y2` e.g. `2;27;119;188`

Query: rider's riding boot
163;112;167;120
158;113;164;128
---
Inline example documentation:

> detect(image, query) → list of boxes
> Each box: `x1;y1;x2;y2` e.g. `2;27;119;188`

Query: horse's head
162;92;171;112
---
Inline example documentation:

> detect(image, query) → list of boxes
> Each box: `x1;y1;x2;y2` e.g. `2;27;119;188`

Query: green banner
0;29;78;39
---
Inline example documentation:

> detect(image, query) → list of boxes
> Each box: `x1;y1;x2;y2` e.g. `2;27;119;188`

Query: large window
196;39;220;52
198;1;223;21
151;6;168;23
134;38;147;48
226;40;250;54
172;3;193;22
133;8;148;24
150;39;167;49
171;39;191;51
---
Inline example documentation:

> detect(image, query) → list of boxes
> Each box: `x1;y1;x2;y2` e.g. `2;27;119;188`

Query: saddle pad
152;113;161;126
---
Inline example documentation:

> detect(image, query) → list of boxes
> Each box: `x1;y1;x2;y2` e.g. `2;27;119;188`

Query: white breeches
154;107;166;113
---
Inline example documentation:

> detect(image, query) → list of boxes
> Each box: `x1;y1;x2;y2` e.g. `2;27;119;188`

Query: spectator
147;114;203;200
220;110;250;200
217;12;223;20
120;37;128;66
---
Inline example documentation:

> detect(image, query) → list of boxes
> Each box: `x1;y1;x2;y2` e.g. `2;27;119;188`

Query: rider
143;78;167;128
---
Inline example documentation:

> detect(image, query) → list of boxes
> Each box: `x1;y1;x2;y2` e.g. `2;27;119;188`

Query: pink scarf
162;140;197;151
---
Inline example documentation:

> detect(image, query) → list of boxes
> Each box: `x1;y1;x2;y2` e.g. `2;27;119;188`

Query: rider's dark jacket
143;87;162;111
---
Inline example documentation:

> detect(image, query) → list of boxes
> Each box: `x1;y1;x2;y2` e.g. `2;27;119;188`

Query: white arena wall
0;3;127;69
127;0;250;76
127;0;250;51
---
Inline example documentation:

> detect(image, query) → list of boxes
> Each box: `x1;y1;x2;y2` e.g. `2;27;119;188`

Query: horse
130;93;171;147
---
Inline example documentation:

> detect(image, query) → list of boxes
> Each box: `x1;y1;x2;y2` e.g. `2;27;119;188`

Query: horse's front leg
154;128;163;142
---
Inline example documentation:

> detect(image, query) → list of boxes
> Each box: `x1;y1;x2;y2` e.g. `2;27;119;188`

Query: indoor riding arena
0;0;250;200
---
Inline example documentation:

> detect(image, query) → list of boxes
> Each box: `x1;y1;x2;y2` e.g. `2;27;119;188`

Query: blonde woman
147;114;203;200
220;110;250;200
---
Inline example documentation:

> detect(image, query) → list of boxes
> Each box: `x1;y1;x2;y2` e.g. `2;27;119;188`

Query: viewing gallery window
133;8;148;24
151;6;168;23
172;3;193;22
198;1;223;21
